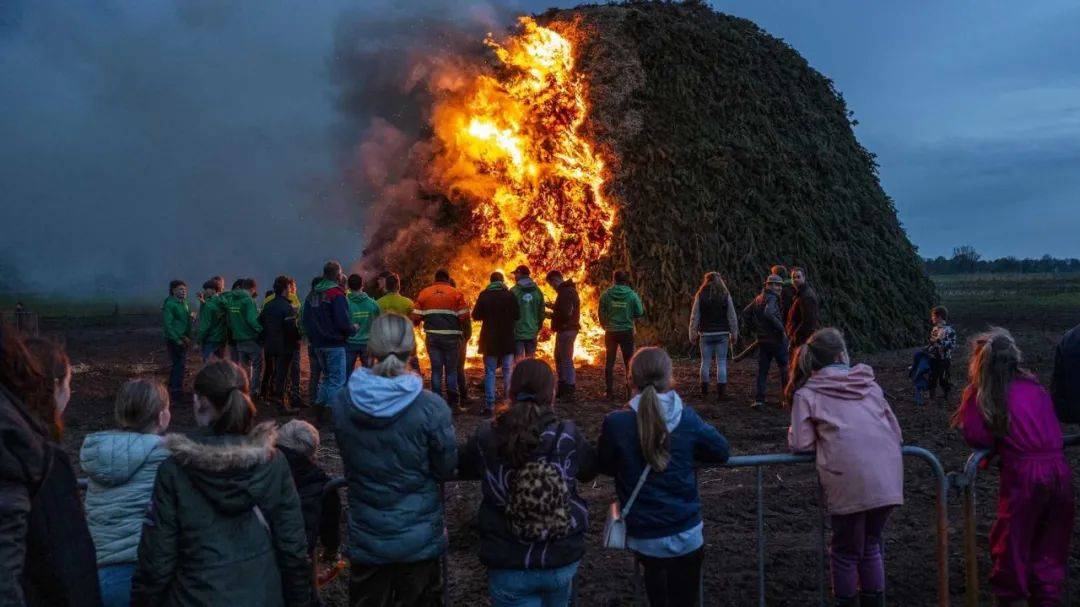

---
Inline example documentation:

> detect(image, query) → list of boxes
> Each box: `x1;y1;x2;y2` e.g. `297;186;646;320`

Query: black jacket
549;280;581;332
458;409;597;570
0;384;102;607
260;296;301;356
473;284;520;357
742;290;786;345
279;446;341;558
786;283;821;347
780;284;796;321
1052;324;1080;423
132;424;312;607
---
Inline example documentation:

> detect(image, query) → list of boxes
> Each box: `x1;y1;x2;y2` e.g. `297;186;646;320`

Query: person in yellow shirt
376;273;413;317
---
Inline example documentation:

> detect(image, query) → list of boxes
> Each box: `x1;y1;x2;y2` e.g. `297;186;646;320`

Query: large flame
429;17;614;364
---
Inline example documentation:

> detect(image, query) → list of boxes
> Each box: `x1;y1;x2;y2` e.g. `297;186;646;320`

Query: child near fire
953;328;1074;607
926;305;956;404
787;328;903;607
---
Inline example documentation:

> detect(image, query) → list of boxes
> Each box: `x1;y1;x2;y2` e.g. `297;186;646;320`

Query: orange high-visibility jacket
412;282;470;336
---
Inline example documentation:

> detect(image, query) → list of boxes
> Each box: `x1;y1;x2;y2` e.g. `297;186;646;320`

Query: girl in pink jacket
954;328;1074;607
787;328;903;607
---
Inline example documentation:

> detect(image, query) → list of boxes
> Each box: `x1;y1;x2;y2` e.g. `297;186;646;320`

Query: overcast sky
1;1;1076;294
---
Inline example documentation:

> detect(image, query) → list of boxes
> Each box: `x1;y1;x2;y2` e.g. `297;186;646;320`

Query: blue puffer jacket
80;431;169;566
331;367;457;565
598;391;730;539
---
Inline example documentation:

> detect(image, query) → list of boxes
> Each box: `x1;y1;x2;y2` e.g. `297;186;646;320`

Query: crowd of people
0;258;1078;607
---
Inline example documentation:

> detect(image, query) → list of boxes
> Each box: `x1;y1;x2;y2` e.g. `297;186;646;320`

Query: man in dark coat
472;271;520;413
1052;323;1080;423
546;270;581;401
302;261;357;418
786;266;821;355
741;274;788;409
260;276;303;411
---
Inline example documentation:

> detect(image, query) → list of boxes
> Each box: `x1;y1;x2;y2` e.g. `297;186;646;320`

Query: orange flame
429;16;614;364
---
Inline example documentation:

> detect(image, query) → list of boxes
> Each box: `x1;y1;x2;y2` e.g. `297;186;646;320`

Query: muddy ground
47;303;1080;606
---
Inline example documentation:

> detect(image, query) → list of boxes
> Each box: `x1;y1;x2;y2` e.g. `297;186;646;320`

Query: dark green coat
131;423;312;607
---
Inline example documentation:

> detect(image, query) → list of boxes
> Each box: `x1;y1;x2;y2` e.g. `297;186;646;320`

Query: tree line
924;246;1080;275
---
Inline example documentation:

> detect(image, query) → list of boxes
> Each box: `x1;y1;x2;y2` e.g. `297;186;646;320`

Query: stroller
909;349;932;406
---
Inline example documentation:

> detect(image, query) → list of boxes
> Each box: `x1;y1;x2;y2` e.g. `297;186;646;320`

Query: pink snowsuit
958;376;1075;606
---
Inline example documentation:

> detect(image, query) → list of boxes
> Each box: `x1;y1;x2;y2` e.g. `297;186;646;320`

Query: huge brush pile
540;1;935;351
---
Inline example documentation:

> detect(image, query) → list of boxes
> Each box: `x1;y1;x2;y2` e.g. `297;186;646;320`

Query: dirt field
37;278;1080;606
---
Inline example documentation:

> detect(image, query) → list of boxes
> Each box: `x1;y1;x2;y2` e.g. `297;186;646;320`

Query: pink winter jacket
788;364;905;515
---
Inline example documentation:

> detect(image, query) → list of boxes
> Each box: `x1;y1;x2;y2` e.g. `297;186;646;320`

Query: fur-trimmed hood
162;422;280;515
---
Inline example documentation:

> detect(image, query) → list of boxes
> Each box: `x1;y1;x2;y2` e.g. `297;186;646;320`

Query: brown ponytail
784;328;849;406
630;347;673;471
193;360;256;435
495;359;555;469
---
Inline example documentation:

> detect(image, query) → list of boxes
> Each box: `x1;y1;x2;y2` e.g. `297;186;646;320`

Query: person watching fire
599;270;645;401
545;270;581;402
412;269;470;410
510;265;545;361
302;261;358;422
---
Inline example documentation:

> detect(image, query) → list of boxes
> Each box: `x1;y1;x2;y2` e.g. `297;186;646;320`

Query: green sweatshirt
510;279;545;340
599;284;645;333
346;291;381;349
196;295;228;345
220;289;261;343
162;297;192;345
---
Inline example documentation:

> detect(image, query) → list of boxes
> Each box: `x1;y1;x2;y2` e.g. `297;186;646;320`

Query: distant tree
924;248;1080;275
951;245;982;273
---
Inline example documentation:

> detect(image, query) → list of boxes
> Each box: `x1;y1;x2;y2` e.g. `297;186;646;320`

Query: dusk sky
1;1;1076;292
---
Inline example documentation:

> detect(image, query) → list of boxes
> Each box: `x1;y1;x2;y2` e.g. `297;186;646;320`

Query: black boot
717;383;727;401
556;381;567;399
834;595;859;607
700;382;708;398
563;384;576;403
860;591;884;607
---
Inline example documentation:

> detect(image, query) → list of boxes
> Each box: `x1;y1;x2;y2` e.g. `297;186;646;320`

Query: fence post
756;465;766;607
900;446;950;607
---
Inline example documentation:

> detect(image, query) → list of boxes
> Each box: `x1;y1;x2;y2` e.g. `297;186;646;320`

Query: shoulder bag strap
621;464;652;518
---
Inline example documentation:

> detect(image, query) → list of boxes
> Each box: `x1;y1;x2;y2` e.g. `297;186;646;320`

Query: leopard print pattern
506;460;573;542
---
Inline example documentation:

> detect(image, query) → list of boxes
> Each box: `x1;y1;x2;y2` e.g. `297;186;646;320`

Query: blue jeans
315;347;346;406
98;563;135;607
484;354;514;409
231;340;260;386
554;330;578;386
755;340;790;402
307;344;322;404
427;336;460;400
515;338;538;361
699;334;730;384
166;340;186;396
345;345;368;374
488;561;580;607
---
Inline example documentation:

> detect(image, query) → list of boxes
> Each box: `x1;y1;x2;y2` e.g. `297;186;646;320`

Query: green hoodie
599;284;645;333
221;289;261;343
162;297;193;345
196;295;228;345
510;279;545;340
346;291;381;348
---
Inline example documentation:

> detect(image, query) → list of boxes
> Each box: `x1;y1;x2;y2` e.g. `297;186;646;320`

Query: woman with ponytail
458;358;597;606
598;347;730;607
132;359;311;607
953;328;1073;607
787;328;902;607
331;313;457;606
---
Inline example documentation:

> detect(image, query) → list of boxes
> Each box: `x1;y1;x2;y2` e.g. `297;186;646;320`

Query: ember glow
430;17;615;363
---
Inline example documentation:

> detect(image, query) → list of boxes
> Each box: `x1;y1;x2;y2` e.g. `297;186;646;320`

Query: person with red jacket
412;269;470;409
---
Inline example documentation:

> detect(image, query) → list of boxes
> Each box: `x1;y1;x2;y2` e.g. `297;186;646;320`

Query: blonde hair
368;313;416;378
115;379;170;432
276;419;320;457
630;347;673;471
953;327;1024;438
193;360;256;435
785;328;849;406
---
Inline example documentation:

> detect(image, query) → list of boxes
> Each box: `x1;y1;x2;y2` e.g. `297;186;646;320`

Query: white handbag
602;465;651;550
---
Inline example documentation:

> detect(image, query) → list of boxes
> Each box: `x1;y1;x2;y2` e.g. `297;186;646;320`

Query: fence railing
951;433;1080;607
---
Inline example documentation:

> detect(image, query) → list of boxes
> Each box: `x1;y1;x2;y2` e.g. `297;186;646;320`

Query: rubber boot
700;382;708;398
447;391;464;413
556;381;567;400
860;591;884;607
563;384;576;403
717;383;727;401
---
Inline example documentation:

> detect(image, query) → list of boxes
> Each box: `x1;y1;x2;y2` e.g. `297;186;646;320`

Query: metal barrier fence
952;433;1080;607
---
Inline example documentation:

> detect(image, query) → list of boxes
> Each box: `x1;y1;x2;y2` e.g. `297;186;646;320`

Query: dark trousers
928;358;951;396
308;344;322;405
166;340;186;397
346;346;369;375
271;350;297;400
605;330;635;394
349;558;442;607
755;340;790;403
426;335;460;402
831;506;892;599
636;547;704;607
262;349;277;396
456;339;468;399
